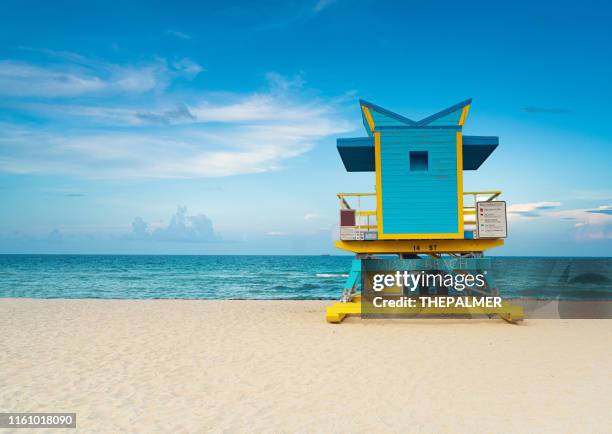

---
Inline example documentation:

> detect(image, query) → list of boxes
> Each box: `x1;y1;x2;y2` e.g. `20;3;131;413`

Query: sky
0;0;610;255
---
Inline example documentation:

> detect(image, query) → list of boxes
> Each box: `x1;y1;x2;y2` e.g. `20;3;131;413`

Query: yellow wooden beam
456;131;465;238
361;105;375;131
326;298;523;323
361;301;523;318
463;191;501;195
326;301;361;323
458;104;470;126
334;238;504;254
337;192;376;197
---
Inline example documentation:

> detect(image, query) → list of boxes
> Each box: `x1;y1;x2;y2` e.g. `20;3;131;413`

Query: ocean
0;255;610;300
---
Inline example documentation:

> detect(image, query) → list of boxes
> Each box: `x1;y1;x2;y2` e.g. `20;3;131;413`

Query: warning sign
476;201;507;238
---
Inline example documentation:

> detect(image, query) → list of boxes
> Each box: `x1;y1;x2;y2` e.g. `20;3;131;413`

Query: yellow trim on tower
456;131;465;237
334;238;504;254
362;105;375;132
374;131;384;235
374;128;464;241
327;298;523;323
458;104;470;126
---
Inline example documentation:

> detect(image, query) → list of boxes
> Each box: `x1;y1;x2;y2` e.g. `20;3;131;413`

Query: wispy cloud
265;71;305;92
586;205;612;215
136;104;196;124
304;213;320;220
165;29;193;40
31;91;335;126
253;1;338;32
507;201;561;218
266;231;289;236
521;106;571;114
0;122;344;178
549;205;612;241
0;51;203;98
507;202;612;241
171;57;204;77
0;58;352;178
313;0;337;13
0;60;148;97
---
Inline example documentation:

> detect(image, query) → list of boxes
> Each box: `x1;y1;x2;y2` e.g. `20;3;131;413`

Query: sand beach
1;299;611;433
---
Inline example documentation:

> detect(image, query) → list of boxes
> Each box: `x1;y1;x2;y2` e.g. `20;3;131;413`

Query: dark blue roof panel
337;137;375;172
462;136;498;170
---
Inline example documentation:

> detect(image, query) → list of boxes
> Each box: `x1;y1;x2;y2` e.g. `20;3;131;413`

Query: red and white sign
476;201;507;239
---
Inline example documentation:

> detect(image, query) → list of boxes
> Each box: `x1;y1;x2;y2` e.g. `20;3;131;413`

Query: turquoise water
0;255;610;300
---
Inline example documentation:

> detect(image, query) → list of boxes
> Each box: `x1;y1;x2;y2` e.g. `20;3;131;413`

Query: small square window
410;151;428;171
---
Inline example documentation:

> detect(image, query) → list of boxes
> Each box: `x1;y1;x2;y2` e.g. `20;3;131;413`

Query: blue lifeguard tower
327;98;523;323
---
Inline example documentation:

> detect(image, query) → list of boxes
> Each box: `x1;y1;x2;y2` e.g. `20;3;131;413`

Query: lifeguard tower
326;98;523;323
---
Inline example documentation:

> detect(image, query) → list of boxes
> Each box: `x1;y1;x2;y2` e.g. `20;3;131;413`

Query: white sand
1;299;611;433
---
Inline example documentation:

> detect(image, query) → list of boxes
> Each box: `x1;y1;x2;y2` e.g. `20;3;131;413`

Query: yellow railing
337;193;377;197
462;192;501;229
337;191;502;235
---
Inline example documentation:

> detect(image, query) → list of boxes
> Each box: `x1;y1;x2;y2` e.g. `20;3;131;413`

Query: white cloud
0;60;109;97
506;202;612;240
128;206;219;242
304;213;320;220
131;217;148;238
0;111;347;178
28;92;338;127
549;205;612;241
266;231;289;236
0;60;162;97
265;71;305;92
313;0;336;13
189;94;332;124
0;54;203;98
165;29;192;40
0;61;352;178
172;58;205;77
586;205;612;215
507;201;561;218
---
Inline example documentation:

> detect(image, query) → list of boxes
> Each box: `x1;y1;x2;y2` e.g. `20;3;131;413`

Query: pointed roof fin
359;99;416;135
358;98;473;134
416;98;472;127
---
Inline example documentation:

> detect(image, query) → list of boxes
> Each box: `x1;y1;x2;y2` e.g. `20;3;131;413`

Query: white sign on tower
476;201;507;238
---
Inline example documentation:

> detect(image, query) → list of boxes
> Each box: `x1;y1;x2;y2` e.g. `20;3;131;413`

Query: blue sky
0;0;611;255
